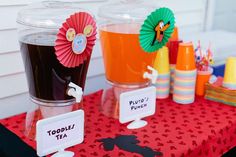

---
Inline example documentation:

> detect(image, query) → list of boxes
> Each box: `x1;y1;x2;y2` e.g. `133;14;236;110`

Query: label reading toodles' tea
36;110;84;156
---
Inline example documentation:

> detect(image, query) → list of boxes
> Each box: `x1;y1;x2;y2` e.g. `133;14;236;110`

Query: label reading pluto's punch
119;86;156;124
129;97;149;111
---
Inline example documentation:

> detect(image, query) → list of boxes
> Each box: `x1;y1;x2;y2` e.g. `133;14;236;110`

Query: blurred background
0;0;235;118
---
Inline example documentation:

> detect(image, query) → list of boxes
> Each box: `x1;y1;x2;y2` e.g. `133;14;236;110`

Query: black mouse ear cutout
99;142;114;151
103;139;115;151
97;138;115;151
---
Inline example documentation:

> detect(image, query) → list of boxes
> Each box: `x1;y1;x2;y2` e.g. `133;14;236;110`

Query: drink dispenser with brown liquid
17;1;97;139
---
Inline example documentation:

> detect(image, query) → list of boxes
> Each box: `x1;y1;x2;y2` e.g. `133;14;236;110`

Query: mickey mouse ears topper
139;8;175;53
55;12;97;68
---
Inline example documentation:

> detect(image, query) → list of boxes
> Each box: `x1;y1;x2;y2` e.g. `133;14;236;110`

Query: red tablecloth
1;91;236;157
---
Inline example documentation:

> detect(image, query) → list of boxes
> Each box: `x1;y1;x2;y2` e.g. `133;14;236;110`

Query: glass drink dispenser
98;0;159;118
17;1;96;139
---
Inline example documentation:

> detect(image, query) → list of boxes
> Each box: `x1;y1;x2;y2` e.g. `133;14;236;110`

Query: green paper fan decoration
139;7;175;53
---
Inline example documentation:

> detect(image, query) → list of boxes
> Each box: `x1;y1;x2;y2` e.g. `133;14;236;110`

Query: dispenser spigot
143;66;158;84
67;82;83;103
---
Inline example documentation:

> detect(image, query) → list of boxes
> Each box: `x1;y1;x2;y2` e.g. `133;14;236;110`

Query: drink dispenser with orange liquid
98;0;175;119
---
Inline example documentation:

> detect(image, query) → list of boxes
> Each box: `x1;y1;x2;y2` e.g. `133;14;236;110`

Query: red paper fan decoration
55;12;97;68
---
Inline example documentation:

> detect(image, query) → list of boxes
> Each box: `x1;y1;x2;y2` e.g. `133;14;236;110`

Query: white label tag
119;86;156;124
36;110;84;156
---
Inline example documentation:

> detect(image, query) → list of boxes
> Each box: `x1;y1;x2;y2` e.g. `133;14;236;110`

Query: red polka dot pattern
1;91;236;157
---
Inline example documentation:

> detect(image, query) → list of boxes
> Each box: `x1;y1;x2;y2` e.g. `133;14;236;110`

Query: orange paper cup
196;67;213;96
171;27;179;41
176;42;196;71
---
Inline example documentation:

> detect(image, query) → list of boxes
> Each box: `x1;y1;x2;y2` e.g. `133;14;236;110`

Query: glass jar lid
17;1;91;29
98;0;159;23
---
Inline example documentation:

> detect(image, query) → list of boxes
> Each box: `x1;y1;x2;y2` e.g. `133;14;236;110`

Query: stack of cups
168;40;182;93
154;46;170;99
173;43;197;104
223;57;236;90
